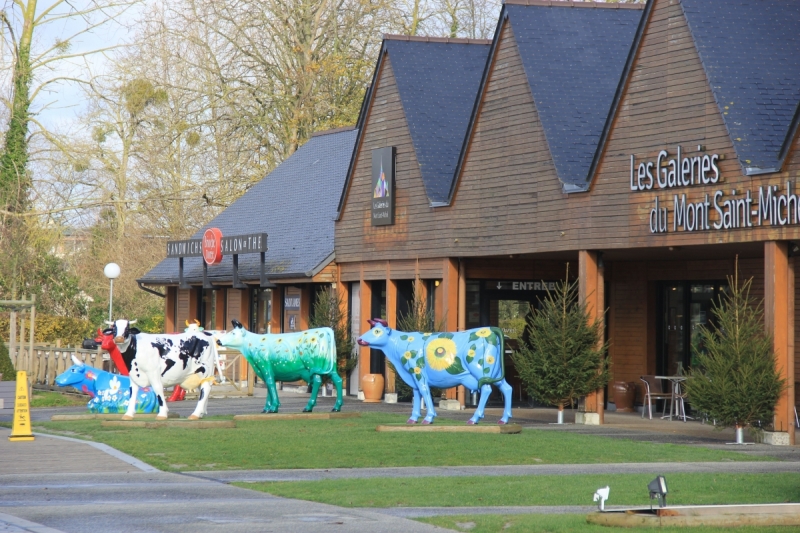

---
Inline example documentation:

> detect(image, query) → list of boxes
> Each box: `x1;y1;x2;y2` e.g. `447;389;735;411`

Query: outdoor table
655;375;688;421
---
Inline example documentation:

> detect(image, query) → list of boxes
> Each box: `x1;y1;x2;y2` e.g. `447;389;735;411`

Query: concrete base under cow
101;420;235;429
587;503;800;527
234;412;360;421
376;423;521;434
52;413;180;421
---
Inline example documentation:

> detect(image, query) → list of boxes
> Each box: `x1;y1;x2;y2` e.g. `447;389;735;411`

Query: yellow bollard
9;371;34;442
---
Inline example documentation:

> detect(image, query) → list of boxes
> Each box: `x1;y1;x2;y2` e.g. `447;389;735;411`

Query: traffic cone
9;371;34;442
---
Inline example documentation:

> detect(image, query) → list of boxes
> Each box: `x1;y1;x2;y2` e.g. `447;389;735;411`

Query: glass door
658;281;725;375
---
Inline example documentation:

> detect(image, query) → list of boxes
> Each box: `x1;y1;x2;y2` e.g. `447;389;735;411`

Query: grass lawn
417;514;799;533
29;413;767;471
235;473;800;508
30;391;88;408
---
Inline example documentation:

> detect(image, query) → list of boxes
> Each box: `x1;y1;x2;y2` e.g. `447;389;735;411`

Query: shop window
250;288;272;334
370;280;387;374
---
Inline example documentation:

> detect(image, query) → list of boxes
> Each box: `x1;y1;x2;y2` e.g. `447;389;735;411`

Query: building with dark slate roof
335;0;800;437
139;127;357;345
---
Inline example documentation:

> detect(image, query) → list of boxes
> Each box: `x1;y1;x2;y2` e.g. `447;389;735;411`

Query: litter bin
613;381;636;412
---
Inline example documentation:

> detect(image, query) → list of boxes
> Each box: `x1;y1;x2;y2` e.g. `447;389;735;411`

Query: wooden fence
7;343;249;389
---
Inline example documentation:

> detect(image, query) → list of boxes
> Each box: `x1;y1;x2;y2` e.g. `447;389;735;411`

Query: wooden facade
335;0;799;440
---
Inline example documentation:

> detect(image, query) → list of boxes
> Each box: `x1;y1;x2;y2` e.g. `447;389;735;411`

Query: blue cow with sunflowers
357;319;513;425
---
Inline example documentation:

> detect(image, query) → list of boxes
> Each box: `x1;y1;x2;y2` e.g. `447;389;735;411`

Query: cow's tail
326;327;337;376
477;327;505;388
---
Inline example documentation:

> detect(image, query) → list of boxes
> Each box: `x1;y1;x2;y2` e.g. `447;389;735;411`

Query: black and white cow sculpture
104;319;216;420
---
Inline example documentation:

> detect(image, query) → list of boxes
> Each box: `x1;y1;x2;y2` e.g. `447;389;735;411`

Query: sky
3;0;145;132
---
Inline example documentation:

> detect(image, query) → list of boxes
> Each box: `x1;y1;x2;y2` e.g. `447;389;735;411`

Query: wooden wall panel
608;263;649;402
335;0;800;266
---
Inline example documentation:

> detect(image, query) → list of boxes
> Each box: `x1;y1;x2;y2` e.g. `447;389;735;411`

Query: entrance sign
167;229;268;289
371;147;395;226
487;281;557;291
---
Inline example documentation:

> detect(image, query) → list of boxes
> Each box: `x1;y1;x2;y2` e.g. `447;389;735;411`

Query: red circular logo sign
202;228;223;265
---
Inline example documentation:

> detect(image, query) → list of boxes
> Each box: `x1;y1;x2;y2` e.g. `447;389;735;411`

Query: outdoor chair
640;375;672;420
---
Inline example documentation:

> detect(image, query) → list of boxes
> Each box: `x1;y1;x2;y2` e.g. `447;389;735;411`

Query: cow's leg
150;378;169;420
468;383;494;425
497;379;513;424
122;381;139;420
408;389;422;424
419;380;437;424
303;374;323;412
330;371;343;412
189;380;212;420
263;365;280;413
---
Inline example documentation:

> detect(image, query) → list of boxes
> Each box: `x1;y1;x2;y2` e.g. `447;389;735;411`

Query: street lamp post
104;263;121;322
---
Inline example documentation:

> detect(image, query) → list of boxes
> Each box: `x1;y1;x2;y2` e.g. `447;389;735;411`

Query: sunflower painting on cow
357;321;513;425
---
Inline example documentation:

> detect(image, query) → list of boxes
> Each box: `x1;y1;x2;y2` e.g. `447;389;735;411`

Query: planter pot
362;374;384;403
612;381;636;413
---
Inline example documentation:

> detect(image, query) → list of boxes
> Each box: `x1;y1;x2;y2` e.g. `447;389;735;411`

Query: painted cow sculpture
55;355;158;414
217;320;342;413
104;318;217;420
357;320;513;425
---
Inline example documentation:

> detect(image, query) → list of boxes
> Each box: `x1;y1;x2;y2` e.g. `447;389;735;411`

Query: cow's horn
71;355;84;366
104;320;113;325
373;318;389;327
194;319;201;325
367;319;376;327
185;320;190;326
129;319;138;325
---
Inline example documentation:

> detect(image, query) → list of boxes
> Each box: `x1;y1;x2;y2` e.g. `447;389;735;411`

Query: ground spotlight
648;476;668;508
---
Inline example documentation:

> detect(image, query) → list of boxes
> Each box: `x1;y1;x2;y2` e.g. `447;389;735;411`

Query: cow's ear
232;319;243;329
102;328;114;335
129;327;141;335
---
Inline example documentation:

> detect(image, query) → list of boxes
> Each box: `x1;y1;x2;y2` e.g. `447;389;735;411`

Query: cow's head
99;328;117;352
216;319;247;348
103;319;140;350
184;318;204;333
55;355;92;387
357;319;391;348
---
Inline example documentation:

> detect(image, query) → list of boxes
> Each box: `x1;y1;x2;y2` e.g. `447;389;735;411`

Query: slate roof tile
507;4;643;190
385;39;490;204
681;0;800;174
139;128;358;285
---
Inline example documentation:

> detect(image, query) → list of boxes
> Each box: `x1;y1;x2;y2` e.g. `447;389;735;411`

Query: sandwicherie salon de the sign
631;145;799;234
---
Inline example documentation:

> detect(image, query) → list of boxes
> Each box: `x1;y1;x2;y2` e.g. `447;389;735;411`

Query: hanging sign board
167;230;267;263
166;229;268;289
371;147;395;226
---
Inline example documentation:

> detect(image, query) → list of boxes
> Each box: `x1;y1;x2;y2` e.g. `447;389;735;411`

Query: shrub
512;273;609;418
685;273;785;431
0;340;14;380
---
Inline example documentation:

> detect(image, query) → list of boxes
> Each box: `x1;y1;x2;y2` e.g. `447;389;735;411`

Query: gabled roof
337;36;489;216
681;0;800;175
386;37;490;205
139;128;358;286
506;1;644;192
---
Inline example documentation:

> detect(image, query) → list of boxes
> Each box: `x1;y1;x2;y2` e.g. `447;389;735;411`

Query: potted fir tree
685;270;785;444
512;269;609;424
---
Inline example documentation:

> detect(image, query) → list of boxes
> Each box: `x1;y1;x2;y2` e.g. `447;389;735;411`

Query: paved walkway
0;428;439;533
189;460;800;483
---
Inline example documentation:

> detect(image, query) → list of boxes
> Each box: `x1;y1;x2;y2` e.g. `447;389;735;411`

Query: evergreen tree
0;340;15;381
685;273;784;431
309;287;356;382
512;273;609;420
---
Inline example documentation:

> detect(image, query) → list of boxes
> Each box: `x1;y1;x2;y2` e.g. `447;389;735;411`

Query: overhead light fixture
648;476;668;508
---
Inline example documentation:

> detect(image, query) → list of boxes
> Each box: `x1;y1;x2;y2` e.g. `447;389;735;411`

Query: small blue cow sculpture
357;319;513;425
55;355;158;414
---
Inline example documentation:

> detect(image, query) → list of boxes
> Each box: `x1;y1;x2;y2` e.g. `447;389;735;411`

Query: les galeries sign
630;146;794;234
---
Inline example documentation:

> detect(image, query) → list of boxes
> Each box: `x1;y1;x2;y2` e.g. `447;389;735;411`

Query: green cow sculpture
217;320;343;413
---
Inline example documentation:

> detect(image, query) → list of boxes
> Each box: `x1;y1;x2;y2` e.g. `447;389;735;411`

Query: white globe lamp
104;263;121;322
